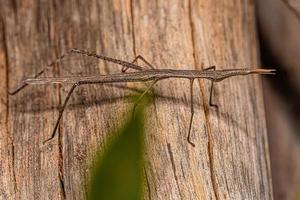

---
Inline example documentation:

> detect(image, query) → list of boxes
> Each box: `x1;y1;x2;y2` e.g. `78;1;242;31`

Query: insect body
8;48;275;146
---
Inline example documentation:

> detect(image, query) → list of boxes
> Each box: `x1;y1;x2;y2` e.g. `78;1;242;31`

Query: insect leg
43;83;79;144
7;51;71;95
8;70;45;95
203;66;218;108
209;81;218;108
203;65;216;71
187;79;195;147
8;48;139;95
122;55;155;72
132;79;159;116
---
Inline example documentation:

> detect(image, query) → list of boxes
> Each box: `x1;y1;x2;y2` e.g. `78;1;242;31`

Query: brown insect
8;48;276;146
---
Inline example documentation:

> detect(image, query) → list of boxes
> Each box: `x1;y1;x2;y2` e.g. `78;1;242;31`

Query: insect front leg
122;55;155;72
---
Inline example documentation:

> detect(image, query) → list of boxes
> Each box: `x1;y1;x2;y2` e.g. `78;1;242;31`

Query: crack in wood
206;123;219;200
58;133;66;199
187;1;219;199
1;16;17;197
167;143;183;199
50;14;66;199
56;56;66;200
198;79;220;200
10;0;17;17
144;168;152;200
1;1;273;199
130;0;136;57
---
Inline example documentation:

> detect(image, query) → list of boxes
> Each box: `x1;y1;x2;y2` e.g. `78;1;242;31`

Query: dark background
256;0;300;199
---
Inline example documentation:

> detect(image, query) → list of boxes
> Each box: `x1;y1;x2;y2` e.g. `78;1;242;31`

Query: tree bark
0;0;273;199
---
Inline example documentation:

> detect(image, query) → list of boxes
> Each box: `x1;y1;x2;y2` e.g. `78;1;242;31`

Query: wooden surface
0;0;273;199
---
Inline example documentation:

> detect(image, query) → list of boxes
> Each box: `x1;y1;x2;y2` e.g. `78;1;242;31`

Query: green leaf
88;95;151;200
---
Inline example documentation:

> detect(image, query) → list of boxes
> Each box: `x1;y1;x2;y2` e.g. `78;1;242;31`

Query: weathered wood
0;0;273;199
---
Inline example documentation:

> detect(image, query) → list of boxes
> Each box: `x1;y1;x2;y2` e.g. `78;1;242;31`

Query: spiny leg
203;66;218;108
187;79;195;147
122;55;155;72
132;79;159;117
43;83;79;144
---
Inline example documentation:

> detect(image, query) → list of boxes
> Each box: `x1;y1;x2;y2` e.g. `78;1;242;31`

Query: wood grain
0;0;273;199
